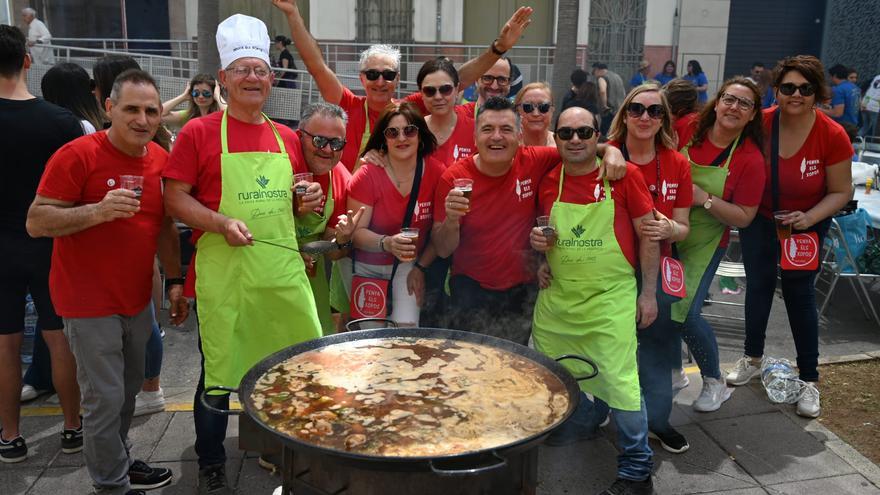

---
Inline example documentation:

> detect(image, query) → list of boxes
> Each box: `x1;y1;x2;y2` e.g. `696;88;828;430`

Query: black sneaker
61;419;83;454
128;459;173;490
597;477;655;495
198;464;231;495
648;427;689;454
0;431;27;463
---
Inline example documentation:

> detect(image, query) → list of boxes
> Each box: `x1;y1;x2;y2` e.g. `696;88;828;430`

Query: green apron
670;135;740;323
295;170;335;335
358;100;372;157
532;169;641;411
196;111;321;392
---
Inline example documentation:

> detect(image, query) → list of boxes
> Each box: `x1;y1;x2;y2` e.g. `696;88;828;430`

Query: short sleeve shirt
288;131;351;228
830;81;861;126
684;73;709;103
429;105;476;168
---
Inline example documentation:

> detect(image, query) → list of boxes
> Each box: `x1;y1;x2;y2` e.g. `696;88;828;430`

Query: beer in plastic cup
536;215;557;245
773;210;792;240
399;227;419;262
294;172;313;210
120;175;144;199
453;178;473;212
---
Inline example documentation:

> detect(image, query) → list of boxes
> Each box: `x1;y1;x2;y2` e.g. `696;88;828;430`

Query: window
356;0;413;44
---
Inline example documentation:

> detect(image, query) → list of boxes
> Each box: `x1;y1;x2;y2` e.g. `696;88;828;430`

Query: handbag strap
771;108;781;213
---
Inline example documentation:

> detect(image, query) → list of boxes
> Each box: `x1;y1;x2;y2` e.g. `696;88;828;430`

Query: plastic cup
120;175;144;199
294;172;314;210
453;178;473;212
773;210;792;240
536;215;557;244
399;228;419;262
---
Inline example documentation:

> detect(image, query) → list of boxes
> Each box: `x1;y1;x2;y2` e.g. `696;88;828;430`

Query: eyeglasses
421;84;455;97
719;92;755;111
300;128;346;152
383;124;419;139
556;126;597;141
778;82;816;97
626;102;665;119
226;66;271;79
480;74;510;86
191;89;212;98
520;102;552;114
362;69;398;81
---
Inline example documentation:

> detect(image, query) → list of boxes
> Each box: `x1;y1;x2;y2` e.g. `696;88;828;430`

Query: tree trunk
551;0;580;125
198;0;220;73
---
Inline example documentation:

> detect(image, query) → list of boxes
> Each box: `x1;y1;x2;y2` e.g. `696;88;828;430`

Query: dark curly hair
771;55;830;102
689;76;764;153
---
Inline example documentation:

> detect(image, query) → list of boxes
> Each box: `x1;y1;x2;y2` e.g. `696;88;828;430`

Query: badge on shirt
779;232;819;271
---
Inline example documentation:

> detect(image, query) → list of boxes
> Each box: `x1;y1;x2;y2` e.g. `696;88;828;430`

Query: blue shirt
684;73;709;103
831;80;860;126
630;73;649;87
762;88;776;109
654;74;675;85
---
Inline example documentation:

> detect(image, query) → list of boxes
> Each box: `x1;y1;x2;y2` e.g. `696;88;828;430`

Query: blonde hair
513;82;553;108
607;83;676;150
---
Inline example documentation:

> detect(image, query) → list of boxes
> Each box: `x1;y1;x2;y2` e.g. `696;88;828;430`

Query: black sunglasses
300;128;346;152
520;102;552;114
626;102;665;119
421;84;455;97
383;124;419;139
191;89;212;98
362;69;398;81
480;74;510;86
778;82;816;97
556;126;597;141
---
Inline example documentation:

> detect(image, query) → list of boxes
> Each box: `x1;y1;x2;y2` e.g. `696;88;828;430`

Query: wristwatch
491;39;507;56
703;194;714;210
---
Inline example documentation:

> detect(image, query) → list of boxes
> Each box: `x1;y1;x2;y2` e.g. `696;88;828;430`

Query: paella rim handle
345;317;399;332
200;385;240;415
428;450;507;476
554;354;599;381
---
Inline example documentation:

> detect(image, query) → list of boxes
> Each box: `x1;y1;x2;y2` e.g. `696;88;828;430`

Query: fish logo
413;201;420;219
453;144;460;161
357;286;366;310
800;158;807;180
594;184;601;200
789;238;798;259
571;225;586;238
515;178;523;200
256;175;270;189
665;262;672;283
661;180;668;199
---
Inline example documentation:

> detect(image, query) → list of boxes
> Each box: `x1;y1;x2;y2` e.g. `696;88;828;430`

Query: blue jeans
860;110;878;137
144;303;162;380
681;247;725;380
740;215;827;382
638;298;678;433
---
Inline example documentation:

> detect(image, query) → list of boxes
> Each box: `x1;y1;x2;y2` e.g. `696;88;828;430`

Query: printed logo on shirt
593;184;614;200
413;200;433;222
514;177;534;201
660;180;679;202
801;158;821;179
453;145;474;161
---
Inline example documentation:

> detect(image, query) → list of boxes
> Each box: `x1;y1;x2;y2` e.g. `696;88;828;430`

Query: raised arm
272;0;344;104
456;6;533;90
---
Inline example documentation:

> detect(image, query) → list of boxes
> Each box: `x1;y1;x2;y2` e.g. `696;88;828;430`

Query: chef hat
216;14;271;69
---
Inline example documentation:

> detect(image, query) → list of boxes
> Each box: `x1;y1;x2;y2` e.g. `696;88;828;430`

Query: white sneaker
133;388;166;417
20;385;48;402
726;356;763;386
672;368;690;391
796;382;820;418
693;376;733;412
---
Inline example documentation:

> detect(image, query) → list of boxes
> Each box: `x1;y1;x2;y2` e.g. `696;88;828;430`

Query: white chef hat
216;14;271;69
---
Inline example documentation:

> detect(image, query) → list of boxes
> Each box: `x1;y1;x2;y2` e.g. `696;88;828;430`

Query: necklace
428;113;457;145
386;162;416;189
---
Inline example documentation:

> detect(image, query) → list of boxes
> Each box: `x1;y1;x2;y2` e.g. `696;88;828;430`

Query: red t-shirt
678;125;766;247
673;112;698;147
434;146;561;290
37;132;167;318
429;105;476;168
759;107;853;217
348;157;445;265
337;87;423;171
538;164;654;269
288;131;351;228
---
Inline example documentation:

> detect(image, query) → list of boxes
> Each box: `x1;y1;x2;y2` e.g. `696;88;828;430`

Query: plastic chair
701;229;746;322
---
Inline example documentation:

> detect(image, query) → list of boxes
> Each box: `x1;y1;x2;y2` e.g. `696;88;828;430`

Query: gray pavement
4;275;880;494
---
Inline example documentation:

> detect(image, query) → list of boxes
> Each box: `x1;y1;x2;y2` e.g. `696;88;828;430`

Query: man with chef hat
163;14;323;494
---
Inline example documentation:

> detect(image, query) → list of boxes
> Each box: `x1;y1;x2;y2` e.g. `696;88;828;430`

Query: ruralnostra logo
256;175;270;189
571;225;586;238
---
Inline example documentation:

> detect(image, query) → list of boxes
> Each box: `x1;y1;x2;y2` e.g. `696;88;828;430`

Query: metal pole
120;0;128;50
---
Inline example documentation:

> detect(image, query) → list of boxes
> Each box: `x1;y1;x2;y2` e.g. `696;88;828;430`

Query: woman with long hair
606;83;693;453
41;62;103;134
684;60;709;105
514;82;555;146
347;102;442;326
655;60;678;86
161;73;224;128
672;77;766;414
727;56;852;419
273;35;299;88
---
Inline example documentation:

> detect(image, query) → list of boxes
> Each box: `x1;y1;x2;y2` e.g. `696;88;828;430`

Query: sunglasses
556;126;597;141
191;89;212;98
421;84;455;97
520;102;552;114
383;124;419;139
362;69;398;81
300;128;346;152
719;93;755;111
778;82;816;97
480;74;510;86
626;102;665;119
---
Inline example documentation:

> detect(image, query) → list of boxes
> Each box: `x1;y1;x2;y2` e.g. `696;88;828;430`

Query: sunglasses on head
480;74;510;86
362;69;398;81
626;102;665;119
383;124;419;139
556;126;597;141
300;128;346;152
778;82;816;97
191;89;212;98
520;102;552;114
421;84;455;97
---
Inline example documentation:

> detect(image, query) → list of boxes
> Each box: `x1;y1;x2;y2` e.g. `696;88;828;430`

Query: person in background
630;59;651;88
560;68;600;116
759;69;777;109
515;82;555;146
860;72;880;138
663;78;700;147
821;63;860;126
593;62;627;136
746;62;765;85
273;35;299;89
41;62;104;134
729;56;853;419
161;73;225;129
21;7;53;65
654;60;677;86
684;60;709;105
848;68;859;85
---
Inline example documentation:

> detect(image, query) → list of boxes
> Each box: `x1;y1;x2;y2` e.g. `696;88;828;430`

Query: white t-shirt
863;75;880;113
27;19;54;65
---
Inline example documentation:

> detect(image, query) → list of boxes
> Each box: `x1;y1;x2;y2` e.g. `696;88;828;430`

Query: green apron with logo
670;135;740;323
295;170;335;335
196;111;321;392
532;169;641;411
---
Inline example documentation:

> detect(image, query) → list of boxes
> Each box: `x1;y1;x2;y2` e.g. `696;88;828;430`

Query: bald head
554;107;600;166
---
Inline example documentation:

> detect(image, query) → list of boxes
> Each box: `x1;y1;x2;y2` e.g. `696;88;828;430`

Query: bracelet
164;277;185;291
413;261;428;273
491;39;507;56
378;235;387;252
